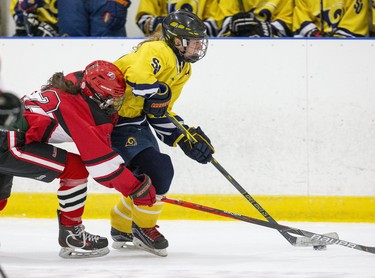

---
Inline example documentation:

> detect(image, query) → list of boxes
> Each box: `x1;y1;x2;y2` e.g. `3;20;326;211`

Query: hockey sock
57;153;88;226
132;195;164;228
111;196;133;233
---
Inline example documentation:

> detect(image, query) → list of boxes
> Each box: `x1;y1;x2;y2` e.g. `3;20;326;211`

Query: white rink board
1;38;375;196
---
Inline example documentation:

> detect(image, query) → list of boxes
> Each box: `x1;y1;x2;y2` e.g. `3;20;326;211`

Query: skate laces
66;225;101;248
143;225;162;240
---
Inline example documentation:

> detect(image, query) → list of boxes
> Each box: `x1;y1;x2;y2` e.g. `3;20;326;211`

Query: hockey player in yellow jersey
293;0;368;37
135;0;221;37
110;10;215;257
218;0;293;37
10;0;58;36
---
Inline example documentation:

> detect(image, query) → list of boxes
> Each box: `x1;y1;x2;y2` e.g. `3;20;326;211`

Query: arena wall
1;38;374;221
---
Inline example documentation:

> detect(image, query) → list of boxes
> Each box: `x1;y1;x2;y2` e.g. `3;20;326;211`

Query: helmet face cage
83;82;125;115
0;92;22;129
162;10;208;63
82;60;126;114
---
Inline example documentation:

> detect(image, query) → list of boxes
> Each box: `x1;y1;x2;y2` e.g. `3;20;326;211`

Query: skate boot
58;212;109;258
110;227;136;249
132;222;168;257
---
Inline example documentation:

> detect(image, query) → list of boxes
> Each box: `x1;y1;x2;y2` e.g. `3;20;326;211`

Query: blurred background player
135;0;221;37
109;10;215;257
9;0;58;37
0;57;23;213
0;60;156;258
58;0;131;36
293;0;369;37
0;91;23;213
218;0;293;37
370;0;375;36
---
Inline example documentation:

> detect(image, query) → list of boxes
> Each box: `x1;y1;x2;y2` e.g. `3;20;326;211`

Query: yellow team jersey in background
10;0;58;25
136;0;219;21
218;0;293;36
293;0;368;37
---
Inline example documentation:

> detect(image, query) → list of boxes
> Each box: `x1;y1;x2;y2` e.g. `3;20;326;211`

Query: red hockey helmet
81;60;125;114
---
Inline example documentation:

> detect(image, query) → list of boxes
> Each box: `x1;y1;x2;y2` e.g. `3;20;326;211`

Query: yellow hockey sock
110;196;133;233
132;198;164;228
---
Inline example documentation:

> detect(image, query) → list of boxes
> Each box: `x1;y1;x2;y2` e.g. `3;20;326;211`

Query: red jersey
22;78;140;196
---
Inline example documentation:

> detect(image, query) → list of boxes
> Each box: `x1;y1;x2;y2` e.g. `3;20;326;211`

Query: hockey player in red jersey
0;60;156;258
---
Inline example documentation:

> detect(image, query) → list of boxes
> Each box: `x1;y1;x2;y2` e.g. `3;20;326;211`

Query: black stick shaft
0;265;8;278
165;112;298;245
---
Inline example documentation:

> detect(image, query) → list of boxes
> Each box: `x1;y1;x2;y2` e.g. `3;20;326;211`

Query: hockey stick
166;112;331;247
162;196;375;254
0;265;8;278
320;0;325;35
238;0;245;12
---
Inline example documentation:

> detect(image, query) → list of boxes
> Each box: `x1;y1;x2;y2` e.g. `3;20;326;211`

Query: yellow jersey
114;40;192;146
10;0;58;25
293;0;368;37
136;0;221;36
218;0;293;37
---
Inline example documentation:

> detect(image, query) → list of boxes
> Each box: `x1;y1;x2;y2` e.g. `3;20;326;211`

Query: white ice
0;218;375;278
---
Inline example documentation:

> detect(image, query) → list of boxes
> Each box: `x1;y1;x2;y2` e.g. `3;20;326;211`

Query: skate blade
112;241;139;250
132;238;168;257
59;246;110;259
295;232;339;247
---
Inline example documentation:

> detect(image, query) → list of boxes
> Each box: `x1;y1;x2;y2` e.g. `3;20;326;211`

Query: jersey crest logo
151;58;161;74
125;137;137;147
354;0;363;13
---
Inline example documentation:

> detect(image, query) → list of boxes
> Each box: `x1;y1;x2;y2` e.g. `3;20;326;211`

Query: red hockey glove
129;174;156;207
103;0;130;31
143;83;171;117
178;126;215;164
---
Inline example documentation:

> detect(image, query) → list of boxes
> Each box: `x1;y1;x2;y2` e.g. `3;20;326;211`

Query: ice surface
0;218;375;278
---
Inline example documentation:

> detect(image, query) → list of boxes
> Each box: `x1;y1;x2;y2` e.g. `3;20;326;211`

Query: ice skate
110;227;137;250
58;212;109;259
132;222;168;257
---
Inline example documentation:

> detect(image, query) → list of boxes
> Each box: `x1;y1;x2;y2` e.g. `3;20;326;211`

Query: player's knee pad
131;148;174;195
58;152;89;180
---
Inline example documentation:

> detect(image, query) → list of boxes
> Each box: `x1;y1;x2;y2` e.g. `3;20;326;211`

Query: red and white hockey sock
57;153;89;227
58;178;87;226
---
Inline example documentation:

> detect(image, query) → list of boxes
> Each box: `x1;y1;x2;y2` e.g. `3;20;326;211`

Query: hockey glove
142;15;165;35
103;0;131;31
34;22;58;37
231;12;259;37
255;21;273;37
129;174;156;207
231;12;272;37
178;127;215;164
22;13;58;37
143;83;171;117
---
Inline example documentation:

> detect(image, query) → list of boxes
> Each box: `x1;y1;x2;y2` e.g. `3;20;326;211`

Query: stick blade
295;232;339;247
